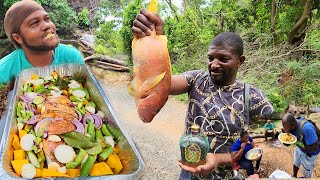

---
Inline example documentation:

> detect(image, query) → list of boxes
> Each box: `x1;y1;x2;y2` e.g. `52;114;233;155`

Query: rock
81;33;95;44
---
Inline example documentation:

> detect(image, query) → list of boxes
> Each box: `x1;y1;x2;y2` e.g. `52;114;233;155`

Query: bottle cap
191;124;200;133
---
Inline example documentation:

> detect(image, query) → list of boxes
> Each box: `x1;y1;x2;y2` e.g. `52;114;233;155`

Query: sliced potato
21;163;36;179
20;134;36;151
54;145;76;164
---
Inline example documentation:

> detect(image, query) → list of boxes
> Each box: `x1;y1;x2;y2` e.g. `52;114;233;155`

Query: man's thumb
196;164;209;172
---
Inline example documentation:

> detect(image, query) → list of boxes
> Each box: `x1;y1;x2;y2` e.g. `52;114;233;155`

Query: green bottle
180;124;209;167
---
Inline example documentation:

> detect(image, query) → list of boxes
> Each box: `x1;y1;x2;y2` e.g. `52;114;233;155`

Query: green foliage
78;7;90;28
266;92;289;113
175;94;189;102
95;21;124;56
37;0;78;34
120;0;143;65
281;61;320;106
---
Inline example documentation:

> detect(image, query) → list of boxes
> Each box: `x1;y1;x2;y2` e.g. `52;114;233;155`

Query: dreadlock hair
210;32;244;57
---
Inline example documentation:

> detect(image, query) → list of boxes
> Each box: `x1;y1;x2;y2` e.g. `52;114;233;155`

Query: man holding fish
132;8;274;179
0;0;84;84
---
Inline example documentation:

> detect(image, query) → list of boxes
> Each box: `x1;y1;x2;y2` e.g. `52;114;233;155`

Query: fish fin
148;0;158;13
140;72;166;93
128;79;138;96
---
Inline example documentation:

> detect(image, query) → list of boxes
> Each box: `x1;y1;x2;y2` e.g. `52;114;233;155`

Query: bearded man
0;0;84;84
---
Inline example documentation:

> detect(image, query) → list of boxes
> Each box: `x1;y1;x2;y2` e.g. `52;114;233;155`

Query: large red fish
129;0;171;123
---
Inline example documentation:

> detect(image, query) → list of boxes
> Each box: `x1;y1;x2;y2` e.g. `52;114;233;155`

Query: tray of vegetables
0;64;144;179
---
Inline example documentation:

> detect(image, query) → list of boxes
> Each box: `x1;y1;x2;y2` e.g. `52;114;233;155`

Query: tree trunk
219;12;224;33
287;0;313;45
271;0;277;45
183;0;187;15
164;0;180;22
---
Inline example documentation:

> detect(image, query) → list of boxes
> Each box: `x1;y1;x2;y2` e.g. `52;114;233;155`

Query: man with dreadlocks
132;9;274;179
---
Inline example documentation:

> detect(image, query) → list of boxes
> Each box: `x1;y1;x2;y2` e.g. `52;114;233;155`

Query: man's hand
178;153;232;176
132;8;164;38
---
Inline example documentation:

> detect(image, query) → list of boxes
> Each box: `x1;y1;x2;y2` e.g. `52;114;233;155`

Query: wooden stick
93;60;129;70
84;54;127;66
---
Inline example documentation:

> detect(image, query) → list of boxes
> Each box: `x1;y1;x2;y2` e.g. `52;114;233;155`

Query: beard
21;34;59;52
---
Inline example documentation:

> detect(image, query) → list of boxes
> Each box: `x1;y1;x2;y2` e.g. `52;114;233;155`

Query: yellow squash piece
23;124;29;131
11;159;29;176
18;130;27;139
90;162;113;176
12;134;21;150
112;147;119;154
13;149;26;160
66;169;80;178
107;153;123;174
35;168;42;178
130;0;171;123
41;169;70;178
31;74;39;80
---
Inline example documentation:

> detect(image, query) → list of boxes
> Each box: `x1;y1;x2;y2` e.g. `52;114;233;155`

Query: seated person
231;129;261;176
264;120;275;141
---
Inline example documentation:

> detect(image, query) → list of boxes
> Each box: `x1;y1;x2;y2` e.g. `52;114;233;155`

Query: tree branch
287;0;313;44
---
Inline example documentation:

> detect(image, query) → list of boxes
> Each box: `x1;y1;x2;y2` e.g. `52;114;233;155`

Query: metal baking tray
0;64;144;179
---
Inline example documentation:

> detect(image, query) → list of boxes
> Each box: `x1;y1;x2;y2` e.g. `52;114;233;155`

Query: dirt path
92;67;320;179
93;67;186;179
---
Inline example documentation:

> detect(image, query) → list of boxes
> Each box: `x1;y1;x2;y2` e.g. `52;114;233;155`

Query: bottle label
184;143;201;163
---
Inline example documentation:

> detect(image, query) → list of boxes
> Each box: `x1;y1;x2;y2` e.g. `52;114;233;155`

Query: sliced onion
72;120;85;134
91;114;103;129
24;92;37;102
34;118;54;133
43;131;48;139
26;103;31;112
23;115;39;124
19;95;28;102
82;114;94;125
30;105;38;115
75;109;82;122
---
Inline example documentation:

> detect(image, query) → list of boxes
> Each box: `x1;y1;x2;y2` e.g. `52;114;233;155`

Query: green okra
66;149;88;169
98;146;113;161
87;122;95;142
95;129;107;148
73;149;87;164
101;124;112;137
27;151;40;168
80;155;97;177
37;150;45;163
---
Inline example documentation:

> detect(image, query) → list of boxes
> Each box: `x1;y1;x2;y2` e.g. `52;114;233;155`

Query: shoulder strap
243;83;250;130
299;119;308;142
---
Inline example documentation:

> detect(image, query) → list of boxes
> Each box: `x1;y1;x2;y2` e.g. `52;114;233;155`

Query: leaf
53;75;69;90
60;132;94;149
